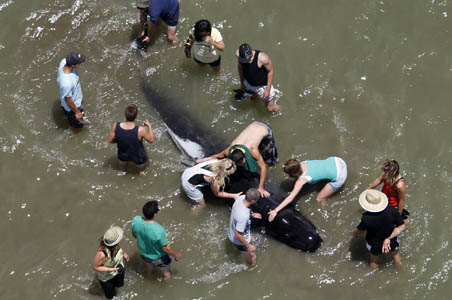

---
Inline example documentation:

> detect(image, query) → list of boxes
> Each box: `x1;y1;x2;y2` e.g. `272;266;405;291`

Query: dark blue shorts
62;105;84;128
150;1;179;27
141;254;171;267
194;56;221;67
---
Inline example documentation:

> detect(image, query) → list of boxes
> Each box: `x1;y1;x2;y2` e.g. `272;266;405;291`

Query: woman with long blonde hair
182;158;241;207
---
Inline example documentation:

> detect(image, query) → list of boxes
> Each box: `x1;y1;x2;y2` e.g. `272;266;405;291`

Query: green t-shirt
228;144;258;173
132;216;167;260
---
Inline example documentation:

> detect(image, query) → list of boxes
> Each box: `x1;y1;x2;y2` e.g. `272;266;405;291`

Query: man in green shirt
132;201;182;281
196;121;279;198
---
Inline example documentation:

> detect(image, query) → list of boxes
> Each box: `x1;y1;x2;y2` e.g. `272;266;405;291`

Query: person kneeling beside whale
196;121;279;198
182;159;242;207
268;157;347;221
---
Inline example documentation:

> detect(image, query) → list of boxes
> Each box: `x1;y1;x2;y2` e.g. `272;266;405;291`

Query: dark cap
66;52;86;66
238;43;253;64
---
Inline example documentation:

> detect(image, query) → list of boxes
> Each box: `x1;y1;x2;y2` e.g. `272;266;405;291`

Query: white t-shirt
191;27;223;63
228;195;251;245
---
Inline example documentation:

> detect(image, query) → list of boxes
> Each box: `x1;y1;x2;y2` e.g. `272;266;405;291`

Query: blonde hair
380;159;400;186
210;159;236;190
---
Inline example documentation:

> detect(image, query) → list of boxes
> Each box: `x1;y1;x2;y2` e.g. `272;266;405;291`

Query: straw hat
103;226;124;247
358;189;388;213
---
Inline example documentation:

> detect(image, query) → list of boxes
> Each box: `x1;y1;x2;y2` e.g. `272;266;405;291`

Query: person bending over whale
268;157;347;221
181;159;241;208
196;121;279;198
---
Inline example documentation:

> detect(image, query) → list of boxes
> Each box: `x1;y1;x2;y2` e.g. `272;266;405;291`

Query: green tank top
228;144;258;173
96;247;124;282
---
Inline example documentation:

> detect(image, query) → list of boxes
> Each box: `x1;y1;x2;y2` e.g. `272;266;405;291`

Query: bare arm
250;147;269;197
161;244;182;261
395;180;406;214
143;22;157;43
205;36;225;51
236;51;245;90
65;96;83;120
382;223;406;253
122;248;130;262
184;34;194;58
139;120;155;143
234;230;255;252
93;250;118;272
107;122;117;143
260;53;274;98
268;177;308;222
210;180;242;200
368;174;383;189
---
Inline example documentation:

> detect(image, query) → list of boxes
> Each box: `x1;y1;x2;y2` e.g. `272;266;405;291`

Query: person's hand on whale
268;209;277;222
258;187;270;198
251;212;262;219
231;192;243;200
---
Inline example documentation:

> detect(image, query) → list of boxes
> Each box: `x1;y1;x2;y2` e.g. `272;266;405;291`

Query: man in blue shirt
57;52;86;128
142;0;179;45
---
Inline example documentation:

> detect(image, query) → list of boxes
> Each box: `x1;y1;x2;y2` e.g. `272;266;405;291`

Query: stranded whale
141;83;322;252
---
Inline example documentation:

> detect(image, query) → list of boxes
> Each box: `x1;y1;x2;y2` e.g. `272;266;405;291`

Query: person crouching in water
93;226;129;299
228;188;262;266
268;157;347;221
181;159;241;208
107;104;155;175
367;159;408;222
184;19;225;72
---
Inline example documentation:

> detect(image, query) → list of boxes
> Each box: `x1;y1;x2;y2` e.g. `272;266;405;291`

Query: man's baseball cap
238;43;253;63
66;52;86;66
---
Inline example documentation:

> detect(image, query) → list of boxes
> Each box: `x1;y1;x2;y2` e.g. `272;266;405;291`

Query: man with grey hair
228;188;262;266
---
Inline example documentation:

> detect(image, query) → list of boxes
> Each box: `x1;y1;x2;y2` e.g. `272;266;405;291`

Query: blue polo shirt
57;59;83;112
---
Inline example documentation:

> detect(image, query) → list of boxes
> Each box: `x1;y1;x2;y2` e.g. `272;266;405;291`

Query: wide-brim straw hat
358;189;388;213
103;226;124;247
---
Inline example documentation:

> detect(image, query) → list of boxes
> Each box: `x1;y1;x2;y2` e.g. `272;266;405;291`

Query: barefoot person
107;104;155;174
352;189;406;269
184;19;225;72
196;121;279;198
268;157;347;221
142;0;179;45
236;43;280;112
93;226;130;299
368;159;408;220
181;159;241;207
57;52;86;128
228;188;262;266
132;201;181;282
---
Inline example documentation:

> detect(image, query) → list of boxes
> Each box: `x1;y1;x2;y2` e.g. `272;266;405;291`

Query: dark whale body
141;83;322;252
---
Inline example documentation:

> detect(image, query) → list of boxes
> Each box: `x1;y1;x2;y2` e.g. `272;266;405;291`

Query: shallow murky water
1;0;452;299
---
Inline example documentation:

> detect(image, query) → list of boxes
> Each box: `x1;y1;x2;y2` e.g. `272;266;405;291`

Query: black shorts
62;106;84;128
367;239;400;256
194;56;221;67
141;254;171;267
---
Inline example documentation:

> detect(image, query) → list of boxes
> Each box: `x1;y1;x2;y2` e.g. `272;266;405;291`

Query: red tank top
381;178;404;207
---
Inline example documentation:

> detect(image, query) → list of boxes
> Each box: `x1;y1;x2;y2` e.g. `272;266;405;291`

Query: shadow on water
87;278;103;297
349;236;369;264
51;99;69;129
103;155;151;175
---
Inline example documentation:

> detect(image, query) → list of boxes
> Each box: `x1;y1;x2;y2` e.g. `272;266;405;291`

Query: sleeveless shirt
241;50;268;86
115;122;147;165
